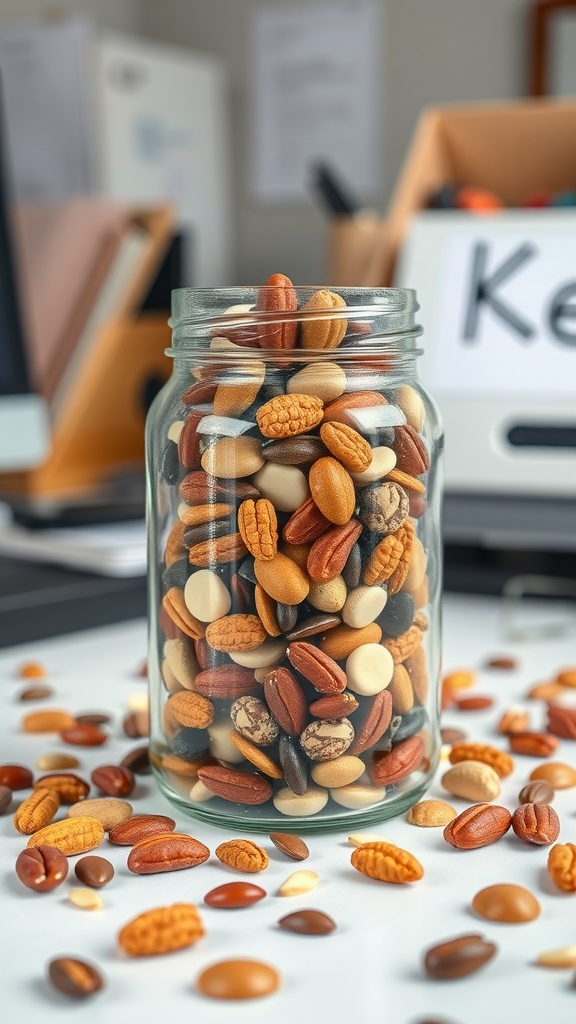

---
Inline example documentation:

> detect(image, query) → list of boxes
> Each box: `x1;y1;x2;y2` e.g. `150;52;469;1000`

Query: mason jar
145;280;443;832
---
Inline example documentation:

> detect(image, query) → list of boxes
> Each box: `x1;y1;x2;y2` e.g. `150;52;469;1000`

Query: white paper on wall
251;0;381;204
94;33;233;287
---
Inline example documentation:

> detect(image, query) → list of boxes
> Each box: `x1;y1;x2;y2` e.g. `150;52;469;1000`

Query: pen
310;161;360;217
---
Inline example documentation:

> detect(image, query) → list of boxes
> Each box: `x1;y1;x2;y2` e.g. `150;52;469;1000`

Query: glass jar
146;283;443;832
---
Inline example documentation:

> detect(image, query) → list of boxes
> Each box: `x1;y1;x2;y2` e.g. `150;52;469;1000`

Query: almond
108;814;177;846
286;641;346;694
127;832;210;874
308;457;356;526
263;667;308;735
370;734;424;786
283;497;332;545
194;664;258;699
197;765;273;805
254;552;310;605
443;803;512;849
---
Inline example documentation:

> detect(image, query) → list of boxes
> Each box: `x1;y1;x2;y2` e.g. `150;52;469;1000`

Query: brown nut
90;765;135;798
351;840;423;884
448;742;514;779
443;803;512;850
215;839;269;872
13;787;60;835
508;732;558;757
118;902;205;957
518;780;555;805
512;803;560;846
423;933;497;980
547;842;576;892
127;832;210;874
15;844;69;891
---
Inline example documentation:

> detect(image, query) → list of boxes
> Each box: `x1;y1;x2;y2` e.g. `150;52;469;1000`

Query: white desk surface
1;593;576;1024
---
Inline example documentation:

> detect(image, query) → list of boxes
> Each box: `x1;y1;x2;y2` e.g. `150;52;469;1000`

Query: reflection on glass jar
145;280;443;832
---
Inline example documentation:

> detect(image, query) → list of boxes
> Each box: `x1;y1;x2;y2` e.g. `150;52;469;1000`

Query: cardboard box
0;204;175;502
360;98;576;287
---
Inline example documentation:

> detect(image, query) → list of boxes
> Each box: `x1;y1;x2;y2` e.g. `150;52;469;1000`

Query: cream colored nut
330;783;386;809
407;799;457;827
278;869;319;896
287;362;346;403
201;436;264;478
184;570;231;623
440;760;501;802
167;419;185;443
401;537;427;592
273;787;328;817
348;831;387;847
35;753;80;771
307;576;348;613
348;832;390;847
164;638;199;690
162;660;181;693
127;692;149;712
189;779;215;802
252;463;310;513
350;447;397;486
536;945;576;968
229;637;287;669
208;721;245;763
311;755;365;788
345;643;394;696
68;887;103;910
67;798;133;831
393;384;425;432
342;586;388;629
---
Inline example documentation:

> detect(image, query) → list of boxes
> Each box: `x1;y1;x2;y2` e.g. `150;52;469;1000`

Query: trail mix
151;274;437;823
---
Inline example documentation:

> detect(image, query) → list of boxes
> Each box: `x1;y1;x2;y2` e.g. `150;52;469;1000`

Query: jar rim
169;285;422;355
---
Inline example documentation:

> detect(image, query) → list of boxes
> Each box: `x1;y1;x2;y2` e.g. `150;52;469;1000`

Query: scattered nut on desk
277;869;319;896
68;887;103;910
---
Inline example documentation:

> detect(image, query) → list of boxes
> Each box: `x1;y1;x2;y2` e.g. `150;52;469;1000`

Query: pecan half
286;641;347;694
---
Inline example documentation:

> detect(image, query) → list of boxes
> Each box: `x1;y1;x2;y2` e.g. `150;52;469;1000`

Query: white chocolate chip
273;786;328;817
167;420;184;444
348;832;390;847
536;946;576;968
345;643;394;696
278;869;319;896
68;888;103;911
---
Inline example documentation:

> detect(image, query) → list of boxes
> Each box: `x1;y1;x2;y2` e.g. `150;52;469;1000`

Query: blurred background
0;0;575;643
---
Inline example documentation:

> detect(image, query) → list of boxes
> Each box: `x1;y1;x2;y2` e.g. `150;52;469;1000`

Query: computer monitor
0;76;49;471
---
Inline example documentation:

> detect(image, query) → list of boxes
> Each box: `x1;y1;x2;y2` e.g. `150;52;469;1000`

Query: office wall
141;0;533;286
0;0;142;32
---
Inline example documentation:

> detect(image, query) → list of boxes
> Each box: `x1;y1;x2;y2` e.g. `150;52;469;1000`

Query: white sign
251;0;380;203
399;213;576;398
395;212;576;496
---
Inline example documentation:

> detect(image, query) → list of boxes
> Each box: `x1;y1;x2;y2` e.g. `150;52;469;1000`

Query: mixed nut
150;275;437;825
3;645;576;1010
